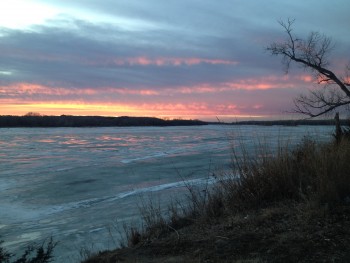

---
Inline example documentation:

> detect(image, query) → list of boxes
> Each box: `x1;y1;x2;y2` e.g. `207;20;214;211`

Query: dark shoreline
0;115;343;128
0;115;206;128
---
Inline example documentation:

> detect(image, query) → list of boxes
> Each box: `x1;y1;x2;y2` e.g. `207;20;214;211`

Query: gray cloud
0;17;245;89
1;0;350;118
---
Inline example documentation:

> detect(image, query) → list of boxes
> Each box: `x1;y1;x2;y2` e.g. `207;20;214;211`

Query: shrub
0;238;56;263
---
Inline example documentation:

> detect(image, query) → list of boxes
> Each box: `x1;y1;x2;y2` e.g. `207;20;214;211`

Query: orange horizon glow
1;101;269;120
0;73;312;120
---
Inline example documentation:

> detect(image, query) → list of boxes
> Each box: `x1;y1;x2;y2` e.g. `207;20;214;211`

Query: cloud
1;0;350;119
0;18;242;90
110;57;237;67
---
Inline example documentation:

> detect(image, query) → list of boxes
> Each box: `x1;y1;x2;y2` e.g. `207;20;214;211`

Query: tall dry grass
223;137;350;210
121;136;350;246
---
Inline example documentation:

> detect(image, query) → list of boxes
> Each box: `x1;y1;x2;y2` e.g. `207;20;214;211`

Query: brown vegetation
0;238;56;263
82;136;350;262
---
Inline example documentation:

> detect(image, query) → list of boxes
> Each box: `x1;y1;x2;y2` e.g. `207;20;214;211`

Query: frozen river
0;125;333;262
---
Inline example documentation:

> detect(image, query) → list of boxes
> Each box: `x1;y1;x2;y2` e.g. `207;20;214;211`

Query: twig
167;224;180;240
216;235;229;240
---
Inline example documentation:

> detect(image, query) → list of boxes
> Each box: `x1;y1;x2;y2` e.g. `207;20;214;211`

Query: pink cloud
111;56;238;66
0;74;304;119
297;75;314;83
162;76;296;95
109;88;159;95
253;104;263;109
0;84;159;98
0;83;100;96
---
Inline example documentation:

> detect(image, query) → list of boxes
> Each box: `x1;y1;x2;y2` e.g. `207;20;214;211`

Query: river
0;125;333;262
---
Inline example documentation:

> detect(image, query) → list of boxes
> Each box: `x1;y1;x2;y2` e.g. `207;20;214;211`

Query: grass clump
0;238;56;263
226;137;350;210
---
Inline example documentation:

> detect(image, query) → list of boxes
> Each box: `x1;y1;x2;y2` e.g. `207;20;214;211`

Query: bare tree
267;19;350;117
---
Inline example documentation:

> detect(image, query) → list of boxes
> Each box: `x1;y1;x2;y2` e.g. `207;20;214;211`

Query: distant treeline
0;115;208;128
229;119;345;126
0;115;345;128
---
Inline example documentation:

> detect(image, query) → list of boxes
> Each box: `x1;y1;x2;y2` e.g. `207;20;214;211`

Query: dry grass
83;136;350;262
227;137;350;209
122;137;350;244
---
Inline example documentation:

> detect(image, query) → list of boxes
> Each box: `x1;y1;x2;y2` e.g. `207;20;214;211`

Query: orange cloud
0;99;247;118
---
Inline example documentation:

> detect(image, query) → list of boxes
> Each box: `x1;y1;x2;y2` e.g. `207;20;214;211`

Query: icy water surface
0;125;333;261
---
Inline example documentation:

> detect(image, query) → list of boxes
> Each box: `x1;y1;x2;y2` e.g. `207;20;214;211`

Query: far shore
0;115;343;128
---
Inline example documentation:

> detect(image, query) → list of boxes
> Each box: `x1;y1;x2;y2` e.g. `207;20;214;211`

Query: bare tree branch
267;19;350;117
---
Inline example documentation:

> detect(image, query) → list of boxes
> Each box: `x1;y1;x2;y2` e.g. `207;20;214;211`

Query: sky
0;0;349;121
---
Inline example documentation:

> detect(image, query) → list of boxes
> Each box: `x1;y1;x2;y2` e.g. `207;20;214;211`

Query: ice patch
44;177;218;215
89;227;105;233
121;152;169;163
116;177;217;199
4;232;42;247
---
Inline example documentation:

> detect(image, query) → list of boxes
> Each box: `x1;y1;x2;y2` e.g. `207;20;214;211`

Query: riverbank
83;137;350;262
83;202;350;262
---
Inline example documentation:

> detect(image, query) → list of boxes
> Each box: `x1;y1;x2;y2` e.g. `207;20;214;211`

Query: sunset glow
1;0;349;121
1;101;254;120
